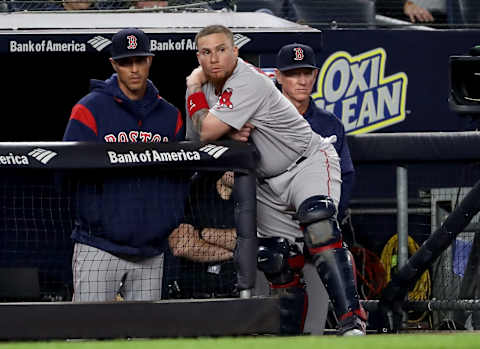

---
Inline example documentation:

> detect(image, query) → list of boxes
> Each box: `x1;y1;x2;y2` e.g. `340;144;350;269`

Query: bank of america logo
88;36;112;52
233;34;251;49
199;145;229;159
28;148;57;164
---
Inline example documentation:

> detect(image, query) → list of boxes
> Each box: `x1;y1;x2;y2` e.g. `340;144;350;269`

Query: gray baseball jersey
186;58;342;242
188;58;334;178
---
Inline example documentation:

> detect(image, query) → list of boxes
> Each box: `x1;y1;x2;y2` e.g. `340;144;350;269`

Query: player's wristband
187;91;209;119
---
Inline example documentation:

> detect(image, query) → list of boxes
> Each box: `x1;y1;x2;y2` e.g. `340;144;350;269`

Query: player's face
110;56;152;101
277;68;318;104
196;33;238;83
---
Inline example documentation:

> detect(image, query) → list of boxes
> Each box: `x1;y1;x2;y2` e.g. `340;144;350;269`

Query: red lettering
104;132;168;143
118;132;128;142
139;131;152;142
104;134;116;142
151;134;162;142
129;131;139;142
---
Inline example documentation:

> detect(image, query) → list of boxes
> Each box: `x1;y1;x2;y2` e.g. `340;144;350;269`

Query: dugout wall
0;140;277;339
3;11;480;139
0;11;322;142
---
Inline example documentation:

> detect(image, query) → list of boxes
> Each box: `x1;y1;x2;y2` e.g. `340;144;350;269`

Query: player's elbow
199;115;230;141
199;130;219;142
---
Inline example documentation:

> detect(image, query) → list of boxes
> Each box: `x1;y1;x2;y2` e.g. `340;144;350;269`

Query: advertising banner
261;29;480;133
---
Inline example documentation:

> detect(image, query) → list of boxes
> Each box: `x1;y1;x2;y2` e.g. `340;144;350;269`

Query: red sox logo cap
276;43;319;72
126;35;138;50
293;47;305;61
110;28;155;60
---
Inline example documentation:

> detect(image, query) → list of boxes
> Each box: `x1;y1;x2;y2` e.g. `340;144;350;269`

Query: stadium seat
235;0;298;22
292;0;376;29
451;0;480;25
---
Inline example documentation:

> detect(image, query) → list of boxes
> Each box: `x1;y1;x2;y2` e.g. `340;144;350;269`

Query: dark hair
195;25;234;48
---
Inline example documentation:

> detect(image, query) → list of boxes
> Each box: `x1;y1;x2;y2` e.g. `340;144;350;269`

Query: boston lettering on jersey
104;131;169;143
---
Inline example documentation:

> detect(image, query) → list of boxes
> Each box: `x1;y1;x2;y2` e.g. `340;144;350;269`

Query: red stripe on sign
70;104;98;136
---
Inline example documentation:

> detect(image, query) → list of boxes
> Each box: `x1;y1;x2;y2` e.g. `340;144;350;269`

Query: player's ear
313;69;319;80
109;58;118;73
233;45;239;58
275;69;283;84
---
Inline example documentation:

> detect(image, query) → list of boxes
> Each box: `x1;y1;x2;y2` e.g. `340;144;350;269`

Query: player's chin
208;71;226;80
295;91;311;100
128;81;145;90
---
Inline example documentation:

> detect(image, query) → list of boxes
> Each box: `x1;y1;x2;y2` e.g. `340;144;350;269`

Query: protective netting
0;141;257;303
0;168;246;301
350;160;480;330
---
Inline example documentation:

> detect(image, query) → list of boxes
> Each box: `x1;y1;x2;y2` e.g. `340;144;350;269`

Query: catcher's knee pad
257;237;305;289
297;195;342;254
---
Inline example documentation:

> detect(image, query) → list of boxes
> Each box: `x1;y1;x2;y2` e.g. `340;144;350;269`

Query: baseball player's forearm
190;109;209;139
173;238;233;262
171;233;234;262
186;66;209;137
188;107;232;142
169;223;234;262
187;239;234;262
200;228;237;251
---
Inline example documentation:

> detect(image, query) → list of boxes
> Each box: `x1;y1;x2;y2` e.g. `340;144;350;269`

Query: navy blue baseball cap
110;28;154;60
276;43;318;72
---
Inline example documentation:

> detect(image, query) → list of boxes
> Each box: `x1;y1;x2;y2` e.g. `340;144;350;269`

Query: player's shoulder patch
216;88;234;110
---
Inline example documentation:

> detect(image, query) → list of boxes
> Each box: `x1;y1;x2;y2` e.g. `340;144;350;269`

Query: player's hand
404;1;434;23
220;171;234;188
186;66;208;93
228;122;255;142
169;224;199;256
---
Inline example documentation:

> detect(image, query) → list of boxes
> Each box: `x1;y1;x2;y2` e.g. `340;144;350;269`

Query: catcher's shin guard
297;196;366;333
257;237;308;334
312;247;364;320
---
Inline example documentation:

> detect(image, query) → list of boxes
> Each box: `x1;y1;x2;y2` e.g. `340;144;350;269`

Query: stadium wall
0;12;479;141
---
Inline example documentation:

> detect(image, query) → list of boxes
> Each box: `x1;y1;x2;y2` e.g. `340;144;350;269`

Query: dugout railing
348;131;480;332
2;133;480;338
0;140;285;340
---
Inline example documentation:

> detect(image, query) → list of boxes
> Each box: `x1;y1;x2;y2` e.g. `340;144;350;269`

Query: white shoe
342;328;365;336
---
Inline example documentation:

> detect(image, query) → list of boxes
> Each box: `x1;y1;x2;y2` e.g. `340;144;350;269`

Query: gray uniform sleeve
209;70;267;130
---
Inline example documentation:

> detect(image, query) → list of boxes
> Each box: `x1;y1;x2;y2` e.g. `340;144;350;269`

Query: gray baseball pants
72;242;163;302
257;139;341;243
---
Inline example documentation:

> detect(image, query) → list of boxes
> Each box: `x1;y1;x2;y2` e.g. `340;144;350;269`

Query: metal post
233;170;258;297
396;166;409;269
